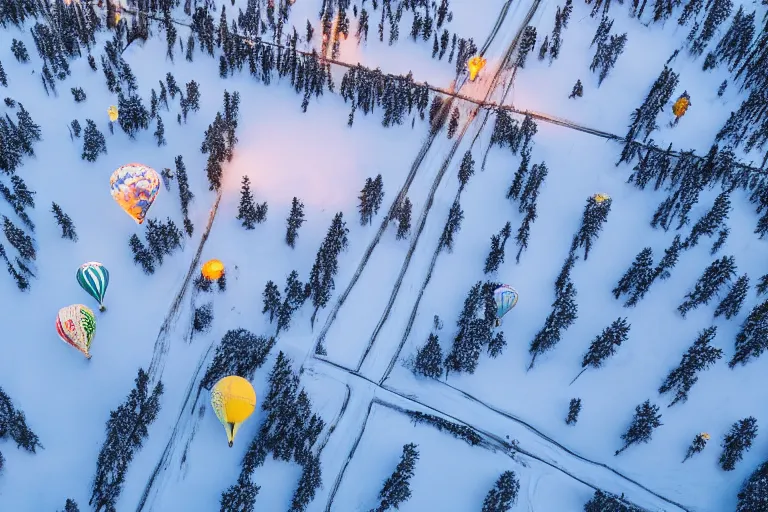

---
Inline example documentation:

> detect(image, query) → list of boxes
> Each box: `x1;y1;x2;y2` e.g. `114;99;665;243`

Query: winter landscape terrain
1;0;768;511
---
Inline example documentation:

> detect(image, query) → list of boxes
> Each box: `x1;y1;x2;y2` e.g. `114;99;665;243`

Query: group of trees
220;352;325;512
0;385;41;475
589;15;627;85
202;90;240;191
90;368;163;512
262;270;310;336
359;174;385;225
174;155;195;236
0;103;41;174
128;218;184;274
309;212;349;330
237;175;268;229
372;443;419;511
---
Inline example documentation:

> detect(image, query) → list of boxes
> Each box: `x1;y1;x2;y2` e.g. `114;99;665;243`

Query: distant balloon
56;304;96;359
493;285;519;327
672;91;691;120
592;193;611;204
202;259;225;280
210;376;257;447
107;105;119;122
110;163;161;224
76;262;110;312
467;55;487;82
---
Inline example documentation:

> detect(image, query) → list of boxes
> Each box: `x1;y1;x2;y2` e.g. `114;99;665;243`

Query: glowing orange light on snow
467;56;486;82
202;259;225;280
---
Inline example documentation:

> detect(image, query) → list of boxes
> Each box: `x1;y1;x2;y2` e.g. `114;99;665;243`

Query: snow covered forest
1;0;768;510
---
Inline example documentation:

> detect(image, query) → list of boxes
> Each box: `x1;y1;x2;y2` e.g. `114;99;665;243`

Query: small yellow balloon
701;432;711;440
467;55;487;82
202;259;225;280
211;376;257;447
593;193;611;203
108;105;119;122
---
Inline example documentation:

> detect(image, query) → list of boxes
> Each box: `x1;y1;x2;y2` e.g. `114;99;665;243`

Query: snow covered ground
0;0;767;511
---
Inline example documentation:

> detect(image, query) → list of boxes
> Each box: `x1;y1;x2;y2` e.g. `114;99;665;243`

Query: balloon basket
99;305;106;312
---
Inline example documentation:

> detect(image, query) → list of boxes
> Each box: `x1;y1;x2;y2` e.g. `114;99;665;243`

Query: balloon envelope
108;105;119;122
202;259;225;280
494;285;519;320
56;304;96;358
468;55;487;81
76;262;110;311
593;193;611;203
110;163;161;224
211;376;257;447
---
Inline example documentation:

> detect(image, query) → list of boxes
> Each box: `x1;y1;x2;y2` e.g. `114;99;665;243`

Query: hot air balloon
110;163;161;224
202;259;225;280
76;262;110;312
210;376;257;447
493;285;519;327
593;193;611;203
672;91;690;121
56;304;96;359
468;55;487;82
107;105;119;122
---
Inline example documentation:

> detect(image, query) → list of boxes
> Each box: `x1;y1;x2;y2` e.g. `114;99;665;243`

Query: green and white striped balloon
76;262;110;311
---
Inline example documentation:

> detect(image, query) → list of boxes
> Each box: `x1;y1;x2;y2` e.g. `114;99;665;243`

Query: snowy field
0;0;767;511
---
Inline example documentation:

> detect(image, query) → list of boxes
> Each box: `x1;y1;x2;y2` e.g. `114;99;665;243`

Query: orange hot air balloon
202;259;225;280
672;92;690;119
468;56;487;82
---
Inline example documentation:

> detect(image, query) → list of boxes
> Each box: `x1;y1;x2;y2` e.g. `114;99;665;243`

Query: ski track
359;0;545;378
148;192;223;381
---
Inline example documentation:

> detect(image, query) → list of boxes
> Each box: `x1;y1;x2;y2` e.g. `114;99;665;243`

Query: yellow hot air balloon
211;376;257;447
108;105;119;122
701;432;711;440
672;92;690;119
468;55;487;82
202;259;225;280
593;193;611;203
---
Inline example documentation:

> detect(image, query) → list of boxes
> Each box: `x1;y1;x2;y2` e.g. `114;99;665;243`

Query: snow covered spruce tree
572;317;630;384
583;491;643;511
373;443;419;512
683;191;730;249
615;400;662;455
175;156;195;236
413;333;444;378
439;198;464;253
481;470;520;512
569;79;583;99
309;212;349;329
359;174;385;225
285;197;306;248
719;417;758;471
276;271;308;335
129;234;155;274
528;280;578;370
729;300;768;367
0;386;41;454
117;93;150;138
237;175;259;229
484;222;512;274
572;194;612;260
612;247;655;307
678;256;737;317
59;499;79;512
714;274;749;319
566;398;582;425
154;116;166;146
3;217;34;261
394;196;413;240
516;26;537;68
658;327;722;407
192;302;213;333
654;234;683;280
445;282;500;374
199;330;275;393
736;460;768;511
457;151;475;192
682;432;710;463
262;281;281;324
51;202;77;242
90;369;163;512
81;119;106;162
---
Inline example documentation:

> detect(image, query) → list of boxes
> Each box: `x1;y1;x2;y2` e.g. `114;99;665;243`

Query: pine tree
276;270;307;335
566;398;581;425
528;281;578;370
549;7;563;62
481;471;520;512
682;433;709;462
487;332;506;358
117;93;150;138
584;491;643;511
736;461;768;510
507;148;530;201
81;119;106;162
484;222;512;274
70;119;81;138
573;317;630;383
654;235;683;280
678;256;737;317
220;477;259;512
447;107;459;139
262;280;281;323
757;274;768;297
683;192;730;249
612;247;654;305
89;369;163;512
285;197;306;248
719;417;758;471
517;26;537;68
413;333;443;378
154;116;166;146
729;300;768;368
0;386;41;452
51;202;77;241
515;205;537;263
0;60;7;87
440;199;463;252
236;175;259;229
574;195;612;260
569;79;583;99
713;274;748;319
189;300;213;332
615;400;662;455
395;197;412;240
717;80;727;97
289;453;322;512
375;443;419;511
3;217;34;260
175;155;194;215
129;234;155;274
359;174;385;225
308;213;349;326
659;327;722;406
199;330;275;393
61;499;80;512
457;151;475;191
